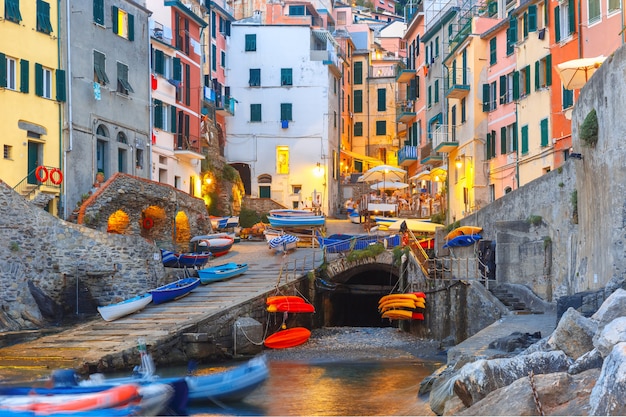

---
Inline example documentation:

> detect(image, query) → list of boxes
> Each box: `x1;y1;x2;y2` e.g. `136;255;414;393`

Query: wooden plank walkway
0;241;323;380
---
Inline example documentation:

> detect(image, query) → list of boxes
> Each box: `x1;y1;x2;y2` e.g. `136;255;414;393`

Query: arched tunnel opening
317;263;400;327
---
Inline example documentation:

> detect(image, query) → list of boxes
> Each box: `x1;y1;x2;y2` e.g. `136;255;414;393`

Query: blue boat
443;234;482;249
160;249;211;268
316;232;401;253
267;214;325;228
149;277;201;304
197;262;248;284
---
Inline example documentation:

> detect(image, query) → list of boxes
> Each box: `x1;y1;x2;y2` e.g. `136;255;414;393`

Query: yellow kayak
381;309;414;320
378;293;421;305
445;226;483;241
379;300;418;312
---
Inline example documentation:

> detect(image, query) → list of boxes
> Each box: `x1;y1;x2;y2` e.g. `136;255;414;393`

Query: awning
340;150;384;167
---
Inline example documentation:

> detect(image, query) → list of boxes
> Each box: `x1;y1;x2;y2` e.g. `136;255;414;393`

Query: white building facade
226;21;342;215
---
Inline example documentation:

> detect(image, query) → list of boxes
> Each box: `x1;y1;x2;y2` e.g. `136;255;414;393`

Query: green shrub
580;109;598;147
527;215;542;226
239;208;261;228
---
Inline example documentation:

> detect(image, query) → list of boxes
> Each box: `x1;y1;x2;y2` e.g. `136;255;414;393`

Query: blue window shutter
528;5;537;32
128;13;134;41
173;58;181;81
0;53;6;88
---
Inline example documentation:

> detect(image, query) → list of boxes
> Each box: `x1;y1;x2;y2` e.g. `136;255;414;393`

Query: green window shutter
513;122;518;151
245;34;256;51
35;63;43;97
486;132;492;159
154;100;163;129
377;88;386;111
499;75;506;103
173;58;181;81
0;53;6;88
482;84;490;112
249;69;260;86
489;38;497;65
128;13;134;41
185;64;190;105
94;0;104;25
354;90;363;113
354;62;363;84
525;65;531;95
521;125;529;154
510;16;518;44
155;50;164;75
20;59;29;93
280;103;292;121
513;71;520;100
554;6;561;42
211;44;217;71
409;78;417;100
37;0;54;34
568;0;576;34
376;120;386;135
501;126;507;154
462;49;468;83
491;130;497;157
452;60;457;85
281;68;292;86
170;105;177;132
546;54;552;85
6;0;23;23
111;6;119;35
535;61;540;90
250;104;261;122
523;12;529;38
55;69;66;101
540;118;549;147
434;80;439;103
354;122;363;136
528;5;537;32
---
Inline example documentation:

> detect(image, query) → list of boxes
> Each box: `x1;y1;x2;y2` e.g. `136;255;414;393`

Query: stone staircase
490;285;536;315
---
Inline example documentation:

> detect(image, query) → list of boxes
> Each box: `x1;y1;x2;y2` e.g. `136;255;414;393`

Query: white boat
267;214;325;228
268;234;299;253
97;293;153;322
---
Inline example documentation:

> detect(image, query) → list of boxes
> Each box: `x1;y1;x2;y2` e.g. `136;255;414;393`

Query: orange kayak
266;295;307;305
264;327;311;349
267;301;315;313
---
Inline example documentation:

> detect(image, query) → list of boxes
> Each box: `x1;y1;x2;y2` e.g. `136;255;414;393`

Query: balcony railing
420;141;443;164
433;124;459;153
398;145;419;166
396;101;416;124
445;67;472;99
174;134;204;159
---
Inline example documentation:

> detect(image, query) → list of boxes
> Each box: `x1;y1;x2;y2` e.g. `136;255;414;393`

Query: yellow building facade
0;0;64;215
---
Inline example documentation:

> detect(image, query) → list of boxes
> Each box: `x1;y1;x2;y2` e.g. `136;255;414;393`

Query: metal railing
13;166;61;199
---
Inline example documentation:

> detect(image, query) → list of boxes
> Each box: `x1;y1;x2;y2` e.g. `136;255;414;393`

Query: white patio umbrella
409;170;431;182
357;165;407;183
371;181;409;191
556;56;606;90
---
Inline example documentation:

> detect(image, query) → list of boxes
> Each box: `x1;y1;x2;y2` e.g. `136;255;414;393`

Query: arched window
96;124;109;138
117;132;128;144
258;174;272;184
504;186;512;194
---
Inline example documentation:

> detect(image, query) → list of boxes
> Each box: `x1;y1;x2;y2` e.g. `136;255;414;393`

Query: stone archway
141;205;167;239
174;211;191;251
107;209;130;234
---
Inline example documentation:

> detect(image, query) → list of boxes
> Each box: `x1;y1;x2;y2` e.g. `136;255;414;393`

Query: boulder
568;348;604;374
591;288;626;331
452;350;572;407
593;316;626;358
589;342;626;415
456;368;599;416
546;307;597;360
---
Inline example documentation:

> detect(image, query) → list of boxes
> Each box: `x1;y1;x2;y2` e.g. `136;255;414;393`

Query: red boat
264;327;311;349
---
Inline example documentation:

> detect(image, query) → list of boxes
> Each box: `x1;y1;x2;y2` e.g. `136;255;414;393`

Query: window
520;65;531;97
93;0;104;25
482;82;497;111
506;14;517;54
376;120;386;135
528;4;537;32
281;68;293;86
500;126;507;155
588;0;601;23
434;80;439;103
35;63;52;99
289;5;306;15
535;55;552;90
250;104;262;122
153;100;172;132
211;44;217;71
277;147;289;174
211;11;216;38
562;86;574;109
353;62;363;84
249;68;261;86
354;90;363;113
136;148;143;169
540;118;549;147
427;85;432;108
434;36;439;57
554;0;575;42
280;103;292;121
117;62;133;95
4;145;12;159
94;50;109;85
4;56;17;90
292;184;302;194
377;88;386;111
337;11;346;25
245;34;256;51
5;0;22;23
609;0;621;13
461;97;466;123
221;50;226;68
499;72;515;104
489;38;497;65
36;0;53;34
354;122;363;136
112;6;134;41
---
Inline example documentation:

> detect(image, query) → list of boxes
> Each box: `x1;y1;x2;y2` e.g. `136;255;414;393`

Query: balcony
174;134;205;161
433;124;458;153
398;145;418;166
420;141;443;164
396;67;416;84
396;101;416;124
216;95;236;116
445;67;471;99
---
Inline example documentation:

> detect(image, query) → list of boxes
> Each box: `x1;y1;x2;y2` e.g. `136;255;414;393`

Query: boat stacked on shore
267;209;325;228
378;292;426;321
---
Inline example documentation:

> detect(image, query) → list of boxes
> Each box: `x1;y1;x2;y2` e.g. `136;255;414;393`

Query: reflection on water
189;359;440;416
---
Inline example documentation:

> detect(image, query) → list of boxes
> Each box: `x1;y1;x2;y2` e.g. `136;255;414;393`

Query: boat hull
316;232;401;253
267;215;325;228
197;263;248;284
97;294;152;321
149;278;200;304
264;327;311;349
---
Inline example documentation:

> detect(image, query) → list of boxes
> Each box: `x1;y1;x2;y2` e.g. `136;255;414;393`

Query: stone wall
0;181;167;331
242;196;288;215
77;173;212;252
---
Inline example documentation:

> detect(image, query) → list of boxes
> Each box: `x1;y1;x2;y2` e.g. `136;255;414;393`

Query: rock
593;316;626;358
568;348;604;374
591;288;626;331
547;307;597;359
589;342;626;415
456;368;600;416
488;331;543;353
452;350;572;407
232;317;264;356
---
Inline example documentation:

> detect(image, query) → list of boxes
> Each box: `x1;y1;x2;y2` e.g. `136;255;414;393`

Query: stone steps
490;286;536;315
